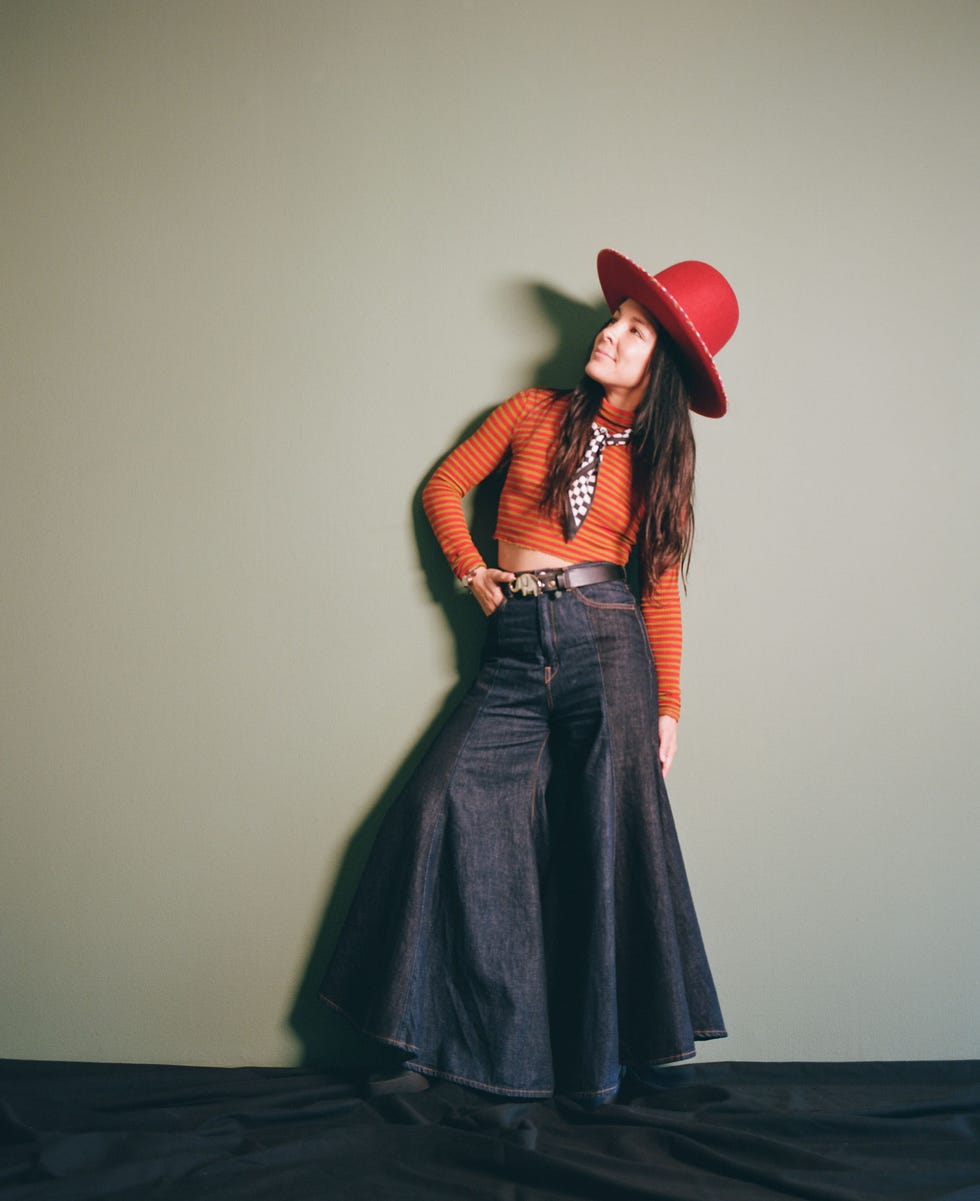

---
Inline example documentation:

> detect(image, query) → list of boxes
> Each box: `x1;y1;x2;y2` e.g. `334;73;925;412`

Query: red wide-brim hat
596;250;739;418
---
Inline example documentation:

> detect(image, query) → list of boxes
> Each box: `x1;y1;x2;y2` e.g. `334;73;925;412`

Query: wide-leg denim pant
319;579;725;1101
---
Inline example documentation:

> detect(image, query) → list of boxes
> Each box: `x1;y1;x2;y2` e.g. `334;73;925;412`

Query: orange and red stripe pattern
422;389;683;720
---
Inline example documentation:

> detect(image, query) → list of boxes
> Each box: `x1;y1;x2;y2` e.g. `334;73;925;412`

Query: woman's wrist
461;563;487;589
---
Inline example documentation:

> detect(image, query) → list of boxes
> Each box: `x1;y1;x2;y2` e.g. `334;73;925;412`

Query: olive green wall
2;0;978;1067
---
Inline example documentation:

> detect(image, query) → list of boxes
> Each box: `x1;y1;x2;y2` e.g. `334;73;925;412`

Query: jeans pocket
570;581;636;611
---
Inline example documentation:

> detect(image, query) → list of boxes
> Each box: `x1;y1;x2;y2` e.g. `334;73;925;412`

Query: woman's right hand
466;566;515;616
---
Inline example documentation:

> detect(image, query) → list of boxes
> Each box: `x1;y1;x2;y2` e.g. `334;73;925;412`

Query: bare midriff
497;541;574;572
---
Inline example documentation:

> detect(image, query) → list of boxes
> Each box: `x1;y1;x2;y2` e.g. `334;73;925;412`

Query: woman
319;250;739;1103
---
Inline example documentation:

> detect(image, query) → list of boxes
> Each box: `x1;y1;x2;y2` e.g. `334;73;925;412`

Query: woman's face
584;298;658;410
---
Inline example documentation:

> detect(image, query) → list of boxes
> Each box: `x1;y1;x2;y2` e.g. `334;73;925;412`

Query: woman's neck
600;396;636;428
600;383;645;414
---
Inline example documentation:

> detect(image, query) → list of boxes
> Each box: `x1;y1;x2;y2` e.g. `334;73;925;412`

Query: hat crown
652;260;738;358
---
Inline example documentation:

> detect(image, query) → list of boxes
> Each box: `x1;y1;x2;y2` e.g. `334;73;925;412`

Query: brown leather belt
507;561;625;598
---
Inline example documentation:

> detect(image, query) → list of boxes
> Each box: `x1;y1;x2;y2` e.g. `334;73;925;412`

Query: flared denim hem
319;579;726;1100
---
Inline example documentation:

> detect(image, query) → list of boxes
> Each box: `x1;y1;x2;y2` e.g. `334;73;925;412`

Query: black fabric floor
1;1059;978;1200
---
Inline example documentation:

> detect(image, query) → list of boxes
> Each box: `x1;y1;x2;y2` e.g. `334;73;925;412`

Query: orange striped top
421;388;684;720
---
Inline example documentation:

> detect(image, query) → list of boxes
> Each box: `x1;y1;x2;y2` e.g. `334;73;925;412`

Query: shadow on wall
287;282;609;1069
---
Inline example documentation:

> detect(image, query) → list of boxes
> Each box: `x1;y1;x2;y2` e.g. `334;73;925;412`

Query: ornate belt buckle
510;572;542;597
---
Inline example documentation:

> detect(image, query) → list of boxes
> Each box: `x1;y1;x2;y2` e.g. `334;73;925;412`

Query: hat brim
597;250;728;418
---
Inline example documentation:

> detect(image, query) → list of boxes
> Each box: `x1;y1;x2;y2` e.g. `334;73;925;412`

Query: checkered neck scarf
565;420;632;539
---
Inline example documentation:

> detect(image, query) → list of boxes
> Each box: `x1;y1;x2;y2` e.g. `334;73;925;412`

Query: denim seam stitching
543;595;560;704
570;586;636;612
395;657;504;1040
317;994;421;1054
575;601;623;1080
528;732;550;827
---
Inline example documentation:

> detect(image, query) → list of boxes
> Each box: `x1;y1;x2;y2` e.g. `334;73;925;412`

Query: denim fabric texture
319;578;725;1101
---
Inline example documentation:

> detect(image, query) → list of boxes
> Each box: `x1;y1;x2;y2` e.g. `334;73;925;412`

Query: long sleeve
421;390;534;579
639;563;682;721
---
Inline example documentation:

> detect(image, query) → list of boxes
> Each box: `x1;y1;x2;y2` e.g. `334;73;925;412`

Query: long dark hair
542;329;696;589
